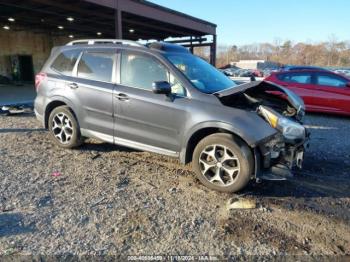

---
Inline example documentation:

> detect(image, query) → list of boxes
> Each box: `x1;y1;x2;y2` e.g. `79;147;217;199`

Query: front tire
48;106;83;148
192;133;253;193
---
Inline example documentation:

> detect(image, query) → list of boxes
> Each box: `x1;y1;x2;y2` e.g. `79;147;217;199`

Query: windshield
165;53;237;93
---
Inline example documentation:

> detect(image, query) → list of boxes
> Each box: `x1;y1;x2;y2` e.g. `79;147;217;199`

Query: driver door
113;50;189;154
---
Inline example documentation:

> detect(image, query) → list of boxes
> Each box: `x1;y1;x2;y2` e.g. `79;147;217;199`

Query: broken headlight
259;105;306;142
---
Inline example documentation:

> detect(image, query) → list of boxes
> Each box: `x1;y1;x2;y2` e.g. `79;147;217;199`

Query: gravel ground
0;111;349;260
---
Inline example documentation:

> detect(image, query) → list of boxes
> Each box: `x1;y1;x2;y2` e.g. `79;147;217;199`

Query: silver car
34;39;308;193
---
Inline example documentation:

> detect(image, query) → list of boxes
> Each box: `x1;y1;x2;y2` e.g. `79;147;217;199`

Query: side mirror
152;81;172;95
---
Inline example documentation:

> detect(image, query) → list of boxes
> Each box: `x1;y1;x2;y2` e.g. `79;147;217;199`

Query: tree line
204;38;350;69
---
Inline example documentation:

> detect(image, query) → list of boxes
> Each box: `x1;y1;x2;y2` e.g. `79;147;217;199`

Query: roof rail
66;39;145;48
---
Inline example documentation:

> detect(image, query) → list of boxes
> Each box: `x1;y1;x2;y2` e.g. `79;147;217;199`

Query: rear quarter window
50;49;81;76
316;74;347;87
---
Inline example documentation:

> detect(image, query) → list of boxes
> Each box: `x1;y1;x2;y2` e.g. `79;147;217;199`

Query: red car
265;70;350;116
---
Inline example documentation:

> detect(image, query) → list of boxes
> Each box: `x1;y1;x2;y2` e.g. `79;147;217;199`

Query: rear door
49;49;82;95
67;49;116;139
314;72;350;114
113;50;189;154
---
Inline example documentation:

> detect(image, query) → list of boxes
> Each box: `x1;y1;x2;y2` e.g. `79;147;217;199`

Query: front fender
180;116;277;164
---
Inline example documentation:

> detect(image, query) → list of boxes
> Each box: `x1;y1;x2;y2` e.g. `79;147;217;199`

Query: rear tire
192;133;253;193
48;106;83;148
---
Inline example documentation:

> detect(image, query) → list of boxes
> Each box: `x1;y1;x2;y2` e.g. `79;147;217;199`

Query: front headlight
277;117;305;141
259;106;305;142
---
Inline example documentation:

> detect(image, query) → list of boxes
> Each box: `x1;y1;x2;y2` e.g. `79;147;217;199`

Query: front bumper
255;131;309;180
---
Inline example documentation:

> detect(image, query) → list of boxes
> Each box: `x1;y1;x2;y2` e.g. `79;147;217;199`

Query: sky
149;0;350;46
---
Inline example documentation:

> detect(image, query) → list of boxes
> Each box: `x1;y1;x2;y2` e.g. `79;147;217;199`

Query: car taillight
35;72;47;92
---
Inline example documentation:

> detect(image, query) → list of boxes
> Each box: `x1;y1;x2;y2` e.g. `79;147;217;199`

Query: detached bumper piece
255;133;309;181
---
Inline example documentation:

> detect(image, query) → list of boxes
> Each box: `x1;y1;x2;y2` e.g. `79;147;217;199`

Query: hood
214;80;305;115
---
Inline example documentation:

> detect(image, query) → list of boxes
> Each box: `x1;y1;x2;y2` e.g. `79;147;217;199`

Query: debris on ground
0;114;349;257
1;105;33;115
91;153;101;160
51;171;61;177
90;197;107;208
227;197;257;210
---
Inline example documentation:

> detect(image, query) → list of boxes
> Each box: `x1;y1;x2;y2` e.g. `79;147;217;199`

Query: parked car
234;69;254;77
222;67;240;77
265;70;350;116
35;39;308;193
261;69;277;78
280;65;330;72
252;69;263;77
334;69;350;77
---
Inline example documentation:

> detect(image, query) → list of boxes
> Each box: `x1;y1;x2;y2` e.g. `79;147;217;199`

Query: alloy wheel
199;144;240;186
51;112;74;144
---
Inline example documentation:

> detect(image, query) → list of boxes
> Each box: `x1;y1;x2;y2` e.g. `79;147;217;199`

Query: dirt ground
0;111;349;260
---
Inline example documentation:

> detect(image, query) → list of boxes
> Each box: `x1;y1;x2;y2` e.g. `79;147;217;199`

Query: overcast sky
149;0;350;45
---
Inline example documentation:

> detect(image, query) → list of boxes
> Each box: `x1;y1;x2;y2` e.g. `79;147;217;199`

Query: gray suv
34;39;308;193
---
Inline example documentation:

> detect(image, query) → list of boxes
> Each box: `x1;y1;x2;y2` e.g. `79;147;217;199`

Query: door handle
115;93;129;101
68;83;79;89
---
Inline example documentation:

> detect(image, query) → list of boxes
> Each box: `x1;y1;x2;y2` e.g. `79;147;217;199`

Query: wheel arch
180;122;256;165
44;96;77;129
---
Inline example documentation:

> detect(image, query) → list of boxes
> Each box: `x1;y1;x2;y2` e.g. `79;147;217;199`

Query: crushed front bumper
255;131;309;181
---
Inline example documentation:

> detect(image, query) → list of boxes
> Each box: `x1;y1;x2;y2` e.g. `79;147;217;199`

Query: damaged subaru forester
34;39;308;193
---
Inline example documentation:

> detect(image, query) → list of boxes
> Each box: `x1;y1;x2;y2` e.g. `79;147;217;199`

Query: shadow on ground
243;153;350;199
0;213;36;237
0;128;46;134
78;141;139;154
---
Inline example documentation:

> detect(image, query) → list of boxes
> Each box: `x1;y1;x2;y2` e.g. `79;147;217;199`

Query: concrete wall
232;60;265;70
0;30;67;78
232;60;279;70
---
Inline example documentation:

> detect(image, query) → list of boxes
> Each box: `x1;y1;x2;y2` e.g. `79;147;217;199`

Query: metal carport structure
0;0;217;65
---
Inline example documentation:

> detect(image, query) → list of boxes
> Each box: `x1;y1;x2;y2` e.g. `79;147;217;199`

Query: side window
51;49;81;75
120;52;186;96
316;74;347;87
121;52;168;90
278;73;311;84
276;73;287;81
77;52;114;82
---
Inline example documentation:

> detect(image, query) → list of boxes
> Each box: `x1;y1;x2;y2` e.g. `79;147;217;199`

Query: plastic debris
90;197;107;208
1;105;33;115
227;197;256;210
91;153;101;160
52;171;61;177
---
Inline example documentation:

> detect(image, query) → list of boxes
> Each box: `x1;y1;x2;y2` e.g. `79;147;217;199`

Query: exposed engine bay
216;80;305;122
215;80;309;180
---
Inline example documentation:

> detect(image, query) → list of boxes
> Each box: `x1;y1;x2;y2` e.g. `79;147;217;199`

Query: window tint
316;74;347;87
277;73;312;84
166;53;236;94
51;50;81;75
121;52;168;90
77;52;114;82
120;52;185;95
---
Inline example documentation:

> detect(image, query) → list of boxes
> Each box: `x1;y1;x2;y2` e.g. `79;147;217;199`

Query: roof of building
0;0;216;40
